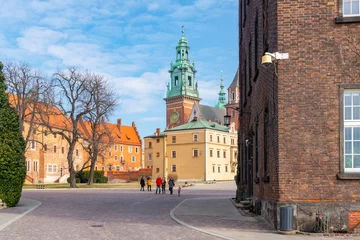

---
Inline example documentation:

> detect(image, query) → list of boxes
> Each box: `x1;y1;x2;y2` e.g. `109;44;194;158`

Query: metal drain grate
90;224;103;227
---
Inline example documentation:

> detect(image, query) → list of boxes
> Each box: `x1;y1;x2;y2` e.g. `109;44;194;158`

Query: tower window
175;76;179;86
232;91;235;100
177;51;180;59
188;76;192;86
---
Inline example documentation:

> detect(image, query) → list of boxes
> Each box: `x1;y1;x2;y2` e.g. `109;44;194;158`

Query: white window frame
193;134;198;142
171;165;177;172
212;165;215;173
116;165;120;171
46;164;58;173
131;156;136;163
210;149;213;157
343;0;360;16
114;145;118;151
26;159;31;172
148;153;152;161
225;165;228;172
135;147;138;153
172;151;177;158
115;155;118;161
30;140;36;150
210;135;213;142
218;165;221;173
223;151;227;158
193;149;199;157
120;155;124;163
120;145;123;152
128;146;132;153
33;160;38;172
344;90;360;172
217;150;220;158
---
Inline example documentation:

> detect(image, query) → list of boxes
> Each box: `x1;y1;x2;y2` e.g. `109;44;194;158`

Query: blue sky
0;0;238;141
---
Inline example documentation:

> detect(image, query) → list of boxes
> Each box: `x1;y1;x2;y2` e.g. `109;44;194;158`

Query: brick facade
238;0;360;231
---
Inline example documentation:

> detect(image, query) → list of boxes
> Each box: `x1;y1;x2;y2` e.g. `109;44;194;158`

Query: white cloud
17;27;67;53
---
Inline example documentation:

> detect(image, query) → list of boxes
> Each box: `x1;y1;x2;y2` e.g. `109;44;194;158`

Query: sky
0;0;238;141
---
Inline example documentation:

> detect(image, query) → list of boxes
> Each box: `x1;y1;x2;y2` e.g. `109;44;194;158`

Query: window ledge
335;16;360;24
337;173;360;180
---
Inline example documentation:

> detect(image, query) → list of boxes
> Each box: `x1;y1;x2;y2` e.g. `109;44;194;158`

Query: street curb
0;198;42;232
170;198;236;240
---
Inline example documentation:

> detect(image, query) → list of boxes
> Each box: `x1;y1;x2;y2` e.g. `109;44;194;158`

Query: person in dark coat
168;177;175;195
161;177;167;194
140;177;145;191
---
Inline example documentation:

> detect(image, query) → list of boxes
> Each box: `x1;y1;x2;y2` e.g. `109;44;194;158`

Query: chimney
117;118;121;132
132;121;135;128
156;128;160;136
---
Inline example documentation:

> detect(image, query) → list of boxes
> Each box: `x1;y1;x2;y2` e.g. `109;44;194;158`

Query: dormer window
188;76;192;86
175;76;179;86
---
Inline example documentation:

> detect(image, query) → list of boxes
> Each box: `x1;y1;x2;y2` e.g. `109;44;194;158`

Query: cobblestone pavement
1;182;360;240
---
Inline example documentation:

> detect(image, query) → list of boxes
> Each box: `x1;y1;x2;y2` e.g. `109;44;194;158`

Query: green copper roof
165;117;229;132
166;26;199;99
215;73;226;109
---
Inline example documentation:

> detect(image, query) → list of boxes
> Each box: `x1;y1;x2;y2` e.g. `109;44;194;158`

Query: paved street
1;182;360;240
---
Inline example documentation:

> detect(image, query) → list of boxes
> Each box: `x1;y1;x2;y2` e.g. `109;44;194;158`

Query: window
128;146;132;153
115;155;118;161
175;76;179;86
217;150;220;158
217;136;220;143
120;145;123;152
156;152;160;157
188;76;192;86
223;151;227;158
225;165;228;172
34;160;38;172
62;147;65;154
193;149;199;157
156;139;160;143
44;144;47;151
135;147;138;153
46;164;57;173
108;151;112;157
30;140;36;150
172;151;177;158
344;91;360;172
26;159;31;172
116;166;120;171
212;165;215;173
193;134;198;142
223;136;226;144
120;156;124;163
131;156;136;163
210;149;213;157
172;136;176;143
344;0;360;16
156;168;160;173
171;165;177;172
102;166;105;171
149;142;152;148
210;135;213;142
114;145;118;151
218;166;221;173
148;153;152;161
95;166;98;171
232;91;235;100
54;145;57;153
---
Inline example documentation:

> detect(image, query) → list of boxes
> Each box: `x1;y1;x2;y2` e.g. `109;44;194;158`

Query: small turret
215;71;226;110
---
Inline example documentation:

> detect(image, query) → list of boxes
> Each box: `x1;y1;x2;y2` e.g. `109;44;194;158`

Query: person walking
161;177;167;194
168;177;175;195
155;175;162;194
140;176;145;191
178;185;182;197
146;177;152;191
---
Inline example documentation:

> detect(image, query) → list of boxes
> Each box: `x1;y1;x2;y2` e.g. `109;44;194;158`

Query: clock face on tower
170;112;179;124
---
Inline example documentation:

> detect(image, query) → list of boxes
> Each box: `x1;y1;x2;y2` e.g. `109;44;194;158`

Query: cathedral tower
164;27;201;129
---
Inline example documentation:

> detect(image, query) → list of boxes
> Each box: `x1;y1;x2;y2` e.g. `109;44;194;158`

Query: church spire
215;71;226;109
166;26;199;99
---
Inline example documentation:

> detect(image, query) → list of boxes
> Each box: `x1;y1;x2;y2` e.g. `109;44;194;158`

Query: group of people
140;176;181;196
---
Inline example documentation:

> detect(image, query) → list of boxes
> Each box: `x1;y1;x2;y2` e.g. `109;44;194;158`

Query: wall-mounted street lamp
224;106;240;127
261;52;289;66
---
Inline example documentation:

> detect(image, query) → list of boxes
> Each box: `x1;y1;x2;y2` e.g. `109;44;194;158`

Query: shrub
0;62;26;207
167;173;178;181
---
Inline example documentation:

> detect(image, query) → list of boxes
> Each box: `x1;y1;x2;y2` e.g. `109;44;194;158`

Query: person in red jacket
155;176;162;194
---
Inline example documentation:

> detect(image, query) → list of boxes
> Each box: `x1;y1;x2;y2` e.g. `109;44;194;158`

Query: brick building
238;0;360;232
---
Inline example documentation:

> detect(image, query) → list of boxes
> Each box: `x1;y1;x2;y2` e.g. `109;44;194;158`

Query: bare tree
80;74;118;185
39;68;95;188
3;62;48;148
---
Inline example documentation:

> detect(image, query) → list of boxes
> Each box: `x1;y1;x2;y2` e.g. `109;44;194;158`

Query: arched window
232;91;235;100
175;76;179;86
188;76;192;86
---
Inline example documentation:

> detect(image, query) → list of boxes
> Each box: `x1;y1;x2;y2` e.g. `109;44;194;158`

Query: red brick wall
239;0;360;205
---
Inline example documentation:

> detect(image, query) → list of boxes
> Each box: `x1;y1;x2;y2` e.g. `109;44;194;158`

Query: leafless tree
39;67;96;188
80;74;118;185
3;62;49;149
